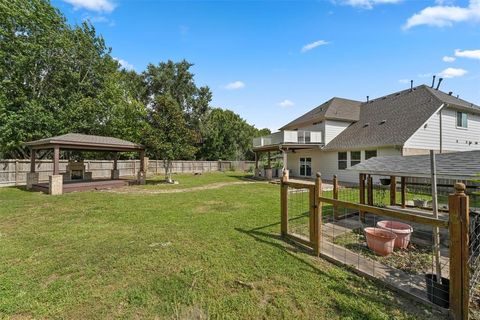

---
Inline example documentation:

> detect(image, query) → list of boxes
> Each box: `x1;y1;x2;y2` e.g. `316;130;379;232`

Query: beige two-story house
253;84;480;183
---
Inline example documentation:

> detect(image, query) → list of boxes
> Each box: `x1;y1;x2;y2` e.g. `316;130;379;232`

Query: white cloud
301;40;330;53
403;0;480;29
224;81;245;90
114;58;134;71
398;79;410;84
442;56;456;62
278;100;295;108
62;0;115;13
455;48;480;59
339;0;401;9
439;67;468;78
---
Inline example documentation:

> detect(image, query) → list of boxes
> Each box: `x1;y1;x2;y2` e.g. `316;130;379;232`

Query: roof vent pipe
366;96;369;103
448;91;453;96
436;78;443;90
431;75;436;88
410;80;413;91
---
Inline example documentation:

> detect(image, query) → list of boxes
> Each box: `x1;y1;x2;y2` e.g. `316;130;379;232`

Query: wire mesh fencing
320;194;451;309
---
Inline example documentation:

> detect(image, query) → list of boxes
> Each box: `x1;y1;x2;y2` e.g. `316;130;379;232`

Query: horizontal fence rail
0;159;255;187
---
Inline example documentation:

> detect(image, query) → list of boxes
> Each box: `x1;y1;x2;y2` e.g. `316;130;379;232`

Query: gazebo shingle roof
25;133;144;151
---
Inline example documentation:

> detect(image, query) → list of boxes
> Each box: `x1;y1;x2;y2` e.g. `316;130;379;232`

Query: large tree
144;95;197;181
0;0;146;158
199;108;270;161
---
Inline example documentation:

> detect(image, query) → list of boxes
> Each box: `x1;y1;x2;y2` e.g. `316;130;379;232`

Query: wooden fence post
449;182;470;320
14;160;19;186
333;175;339;219
401;177;407;208
390;176;397;206
359;174;366;222
314;173;322;256
280;169;289;237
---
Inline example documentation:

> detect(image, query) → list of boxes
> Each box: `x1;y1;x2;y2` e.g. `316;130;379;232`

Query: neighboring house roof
323;85;480;151
280;97;362;130
25;133;144;151
348;150;480;181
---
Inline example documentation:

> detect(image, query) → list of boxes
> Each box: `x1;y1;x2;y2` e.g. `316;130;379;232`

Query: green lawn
0;173;442;319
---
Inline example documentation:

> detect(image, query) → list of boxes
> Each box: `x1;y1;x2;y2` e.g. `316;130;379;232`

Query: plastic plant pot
364;227;397;256
425;274;449;308
376;220;413;249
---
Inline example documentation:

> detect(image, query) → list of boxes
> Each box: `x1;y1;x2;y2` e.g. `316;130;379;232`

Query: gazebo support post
111;153;120;180
49;146;63;195
265;151;272;180
137;150;146;185
26;149;39;190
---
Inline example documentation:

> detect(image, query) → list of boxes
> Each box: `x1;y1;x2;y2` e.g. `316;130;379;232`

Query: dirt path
103;181;258;194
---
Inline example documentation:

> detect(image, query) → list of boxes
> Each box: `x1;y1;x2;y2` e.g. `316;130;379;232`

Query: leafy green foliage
199;108;270;160
0;0;266;161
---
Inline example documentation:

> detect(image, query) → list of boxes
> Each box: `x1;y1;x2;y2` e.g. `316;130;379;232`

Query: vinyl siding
324;120;351;144
286;147;401;183
404;107;480;152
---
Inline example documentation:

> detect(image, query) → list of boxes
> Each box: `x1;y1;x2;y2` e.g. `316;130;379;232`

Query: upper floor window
350;151;361;166
457;111;468;128
365;150;377;160
338;152;347;170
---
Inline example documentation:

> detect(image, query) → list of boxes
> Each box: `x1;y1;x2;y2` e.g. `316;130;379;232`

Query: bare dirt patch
103;181;256;194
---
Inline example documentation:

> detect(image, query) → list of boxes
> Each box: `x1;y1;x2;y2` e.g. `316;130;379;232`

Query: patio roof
348;150;480;181
25;133;144;152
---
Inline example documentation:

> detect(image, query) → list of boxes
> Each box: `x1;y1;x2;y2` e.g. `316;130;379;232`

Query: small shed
24;133;146;195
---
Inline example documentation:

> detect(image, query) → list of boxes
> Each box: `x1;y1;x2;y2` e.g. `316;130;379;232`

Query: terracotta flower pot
364;227;397;256
376;220;413;249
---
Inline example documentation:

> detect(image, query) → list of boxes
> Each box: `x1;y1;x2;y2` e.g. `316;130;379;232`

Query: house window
457;111;468;128
299;157;312;176
338;152;347;170
365;150;377;160
350;151;361;167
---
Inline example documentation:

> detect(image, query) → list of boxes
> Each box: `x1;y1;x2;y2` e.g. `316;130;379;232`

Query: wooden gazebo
24;133;146;195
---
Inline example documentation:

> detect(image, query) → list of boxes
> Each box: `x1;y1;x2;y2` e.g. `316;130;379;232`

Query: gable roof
348;150;480;181
25;133;144;151
280;97;362;130
323;85;480;151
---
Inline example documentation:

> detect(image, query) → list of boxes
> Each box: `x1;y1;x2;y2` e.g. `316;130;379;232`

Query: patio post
265;151;272;180
254;152;260;177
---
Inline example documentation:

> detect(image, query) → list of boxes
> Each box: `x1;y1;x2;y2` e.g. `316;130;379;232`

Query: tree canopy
0;0;269;161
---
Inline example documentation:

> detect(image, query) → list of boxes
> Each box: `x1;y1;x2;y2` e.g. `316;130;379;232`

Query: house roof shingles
348;150;480;180
323;85;480;151
280;97;362;130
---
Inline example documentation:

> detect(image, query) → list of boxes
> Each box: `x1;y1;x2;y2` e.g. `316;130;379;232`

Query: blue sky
52;0;480;131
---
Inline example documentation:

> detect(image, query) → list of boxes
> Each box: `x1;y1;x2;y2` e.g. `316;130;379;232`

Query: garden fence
281;172;472;320
0;159;255;187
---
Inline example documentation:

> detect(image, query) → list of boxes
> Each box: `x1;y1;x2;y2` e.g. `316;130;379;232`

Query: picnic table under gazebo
24;133;147;195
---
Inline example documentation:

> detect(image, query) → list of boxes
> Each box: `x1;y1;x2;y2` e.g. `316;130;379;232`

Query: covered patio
25;133;147;195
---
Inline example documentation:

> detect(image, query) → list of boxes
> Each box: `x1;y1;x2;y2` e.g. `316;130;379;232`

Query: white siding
404;107;480;152
287;147;401;183
324;120;352;144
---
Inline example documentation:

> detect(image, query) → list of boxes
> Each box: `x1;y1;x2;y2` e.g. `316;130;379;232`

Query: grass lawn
0;172;443;319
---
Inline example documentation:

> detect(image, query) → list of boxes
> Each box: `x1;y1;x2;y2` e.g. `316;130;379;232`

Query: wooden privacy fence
0;159;255;187
280;171;471;320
